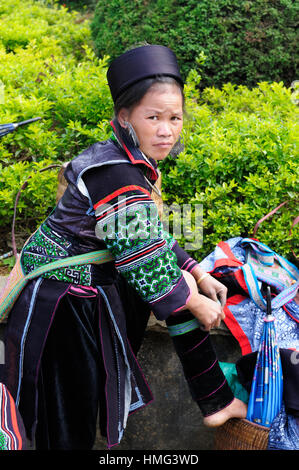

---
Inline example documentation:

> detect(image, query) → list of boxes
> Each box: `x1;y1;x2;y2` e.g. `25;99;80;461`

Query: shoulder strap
241;262;299;311
241;238;299;310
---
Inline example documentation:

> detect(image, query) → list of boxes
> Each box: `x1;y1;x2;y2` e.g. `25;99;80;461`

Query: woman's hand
179;270;225;331
191;266;228;308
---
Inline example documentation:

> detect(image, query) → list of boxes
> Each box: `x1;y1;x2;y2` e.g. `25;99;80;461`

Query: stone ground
0;274;242;451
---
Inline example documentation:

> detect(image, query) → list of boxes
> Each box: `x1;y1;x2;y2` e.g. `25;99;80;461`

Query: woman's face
118;83;183;161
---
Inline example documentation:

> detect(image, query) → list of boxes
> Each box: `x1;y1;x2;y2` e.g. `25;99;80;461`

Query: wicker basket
214;418;269;450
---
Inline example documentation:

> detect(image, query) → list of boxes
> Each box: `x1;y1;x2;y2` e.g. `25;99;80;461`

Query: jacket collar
110;119;158;183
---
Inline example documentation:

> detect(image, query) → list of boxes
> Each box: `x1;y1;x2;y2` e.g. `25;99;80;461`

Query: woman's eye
148;116;158;120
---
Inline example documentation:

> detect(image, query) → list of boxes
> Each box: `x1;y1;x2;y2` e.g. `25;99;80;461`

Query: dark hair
113;76;185;116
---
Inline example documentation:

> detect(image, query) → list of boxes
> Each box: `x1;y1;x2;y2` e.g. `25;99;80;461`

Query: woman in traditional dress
2;45;246;450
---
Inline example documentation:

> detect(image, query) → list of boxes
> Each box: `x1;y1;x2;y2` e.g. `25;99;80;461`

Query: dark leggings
166;311;234;417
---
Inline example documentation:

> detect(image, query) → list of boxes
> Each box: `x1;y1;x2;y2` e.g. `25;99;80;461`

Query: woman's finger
217;288;227;307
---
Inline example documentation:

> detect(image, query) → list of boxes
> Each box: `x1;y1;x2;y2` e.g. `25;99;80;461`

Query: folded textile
219;362;249;404
0;381;27;450
199;237;299;450
268;403;299;450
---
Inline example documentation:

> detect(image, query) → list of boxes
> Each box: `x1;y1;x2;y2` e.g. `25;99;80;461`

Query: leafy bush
160;73;298;262
0;0;113;246
57;0;97;12
91;0;298;89
0;0;90;56
0;0;297;266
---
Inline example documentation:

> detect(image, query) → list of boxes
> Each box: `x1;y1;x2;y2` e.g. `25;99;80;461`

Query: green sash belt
167;318;201;337
0;249;114;323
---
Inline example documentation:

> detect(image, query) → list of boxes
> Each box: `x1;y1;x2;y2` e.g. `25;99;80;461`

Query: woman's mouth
154;142;172;148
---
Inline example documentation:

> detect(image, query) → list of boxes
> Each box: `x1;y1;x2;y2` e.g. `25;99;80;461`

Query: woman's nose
157;121;171;136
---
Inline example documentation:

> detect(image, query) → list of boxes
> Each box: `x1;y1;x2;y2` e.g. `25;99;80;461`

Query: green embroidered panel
21;223;92;286
0;431;7;450
97;200;181;303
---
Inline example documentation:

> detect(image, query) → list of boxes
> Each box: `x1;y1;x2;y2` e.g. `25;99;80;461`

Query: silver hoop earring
124;121;140;148
169;134;184;158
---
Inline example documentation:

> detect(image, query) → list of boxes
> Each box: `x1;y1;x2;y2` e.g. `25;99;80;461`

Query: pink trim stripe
98;301;113;448
172;290;191;313
196;378;227;401
189;264;199;273
181;257;193;269
190;359;217;381
184;333;209;355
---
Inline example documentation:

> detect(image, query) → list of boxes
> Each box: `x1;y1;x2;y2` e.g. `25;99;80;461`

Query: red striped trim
213;258;244;270
115;240;166;267
7;388;23;449
96;195;152;221
217;241;243;266
1;384;15;450
223;295;252;355
94;185;151;210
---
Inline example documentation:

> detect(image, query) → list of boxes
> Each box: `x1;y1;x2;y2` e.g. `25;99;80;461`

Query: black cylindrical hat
107;45;183;103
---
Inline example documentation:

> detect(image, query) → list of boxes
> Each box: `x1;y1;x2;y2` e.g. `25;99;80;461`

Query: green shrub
91;0;298;89
0;160;59;226
0;0;90;56
57;0;97;12
160;74;298;262
0;0;113;245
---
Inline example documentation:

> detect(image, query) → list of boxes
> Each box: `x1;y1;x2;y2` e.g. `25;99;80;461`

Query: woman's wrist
196;272;210;286
185;291;206;311
191;266;208;283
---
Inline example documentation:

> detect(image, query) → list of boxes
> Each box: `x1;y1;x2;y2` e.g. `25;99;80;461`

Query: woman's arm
83;164;191;320
191;265;228;308
179;270;225;331
162;230;228;308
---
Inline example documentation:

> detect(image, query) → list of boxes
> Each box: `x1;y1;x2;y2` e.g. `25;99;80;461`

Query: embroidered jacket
22;121;199;320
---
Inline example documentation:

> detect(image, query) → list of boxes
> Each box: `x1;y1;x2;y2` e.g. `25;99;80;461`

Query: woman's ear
116;108;140;148
117;108;130;128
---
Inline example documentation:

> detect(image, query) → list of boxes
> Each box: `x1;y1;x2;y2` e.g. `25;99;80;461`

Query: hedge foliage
0;0;298;264
57;0;97;11
91;0;298;90
0;0;113;239
161;74;298;261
